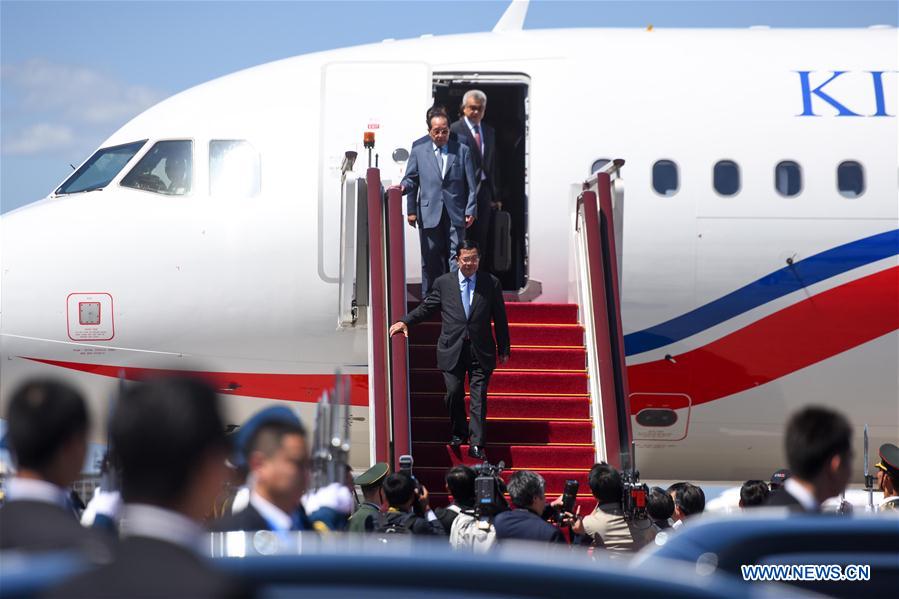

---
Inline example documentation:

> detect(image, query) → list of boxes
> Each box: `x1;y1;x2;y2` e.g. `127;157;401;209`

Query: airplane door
318;61;432;286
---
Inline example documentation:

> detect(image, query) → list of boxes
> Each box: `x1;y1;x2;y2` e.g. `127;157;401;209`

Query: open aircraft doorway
432;73;530;294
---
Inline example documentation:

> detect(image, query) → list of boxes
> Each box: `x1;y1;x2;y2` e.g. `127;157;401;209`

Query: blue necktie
462;277;471;318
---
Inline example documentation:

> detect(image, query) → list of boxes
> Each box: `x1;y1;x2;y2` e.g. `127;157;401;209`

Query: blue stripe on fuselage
624;229;899;356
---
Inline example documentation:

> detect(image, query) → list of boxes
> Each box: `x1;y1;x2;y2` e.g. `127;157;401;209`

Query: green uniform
348;502;381;533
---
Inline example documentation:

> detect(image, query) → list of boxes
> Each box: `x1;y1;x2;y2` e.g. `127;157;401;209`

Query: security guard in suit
348;462;389;533
876;443;899;512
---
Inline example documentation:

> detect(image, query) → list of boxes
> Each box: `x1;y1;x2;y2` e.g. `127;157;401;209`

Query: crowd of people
1;377;897;596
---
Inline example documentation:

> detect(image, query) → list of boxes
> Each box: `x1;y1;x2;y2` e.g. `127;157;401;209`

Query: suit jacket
764;489;816;513
402;271;510;372
450;118;499;200
47;536;246;599
401;138;477;229
493;508;565;543
0;499;113;556
209;503;272;532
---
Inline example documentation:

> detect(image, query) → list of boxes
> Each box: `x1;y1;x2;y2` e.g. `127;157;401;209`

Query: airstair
352;159;630;510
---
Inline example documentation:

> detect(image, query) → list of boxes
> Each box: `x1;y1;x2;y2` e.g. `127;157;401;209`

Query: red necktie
472;125;482;156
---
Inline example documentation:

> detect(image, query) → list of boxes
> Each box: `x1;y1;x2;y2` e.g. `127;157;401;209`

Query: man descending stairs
408;302;597;513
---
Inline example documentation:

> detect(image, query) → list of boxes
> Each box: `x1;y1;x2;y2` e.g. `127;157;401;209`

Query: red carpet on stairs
407;301;598;508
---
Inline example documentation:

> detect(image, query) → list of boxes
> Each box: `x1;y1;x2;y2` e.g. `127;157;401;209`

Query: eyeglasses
430;128;449;134
465;105;483;111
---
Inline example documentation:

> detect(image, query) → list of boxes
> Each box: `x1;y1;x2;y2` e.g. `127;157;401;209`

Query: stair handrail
366;167;391;464
385;186;411;467
573;159;631;470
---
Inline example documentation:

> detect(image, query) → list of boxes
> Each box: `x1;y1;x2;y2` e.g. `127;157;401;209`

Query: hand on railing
388;321;408;338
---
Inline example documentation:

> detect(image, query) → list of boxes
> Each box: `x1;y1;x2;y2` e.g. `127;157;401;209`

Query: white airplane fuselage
1;28;896;481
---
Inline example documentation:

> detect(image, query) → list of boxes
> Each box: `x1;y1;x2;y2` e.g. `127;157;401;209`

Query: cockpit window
121;140;193;195
210;140;261;198
55;140;147;195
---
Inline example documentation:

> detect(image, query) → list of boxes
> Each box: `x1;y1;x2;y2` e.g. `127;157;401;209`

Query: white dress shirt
119;503;205;553
6;477;69;507
249;492;293;532
464;117;487;182
784;478;821;512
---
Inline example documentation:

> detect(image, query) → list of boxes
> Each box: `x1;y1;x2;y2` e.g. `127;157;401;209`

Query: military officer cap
230;406;303;469
876;443;899;478
354;462;389;488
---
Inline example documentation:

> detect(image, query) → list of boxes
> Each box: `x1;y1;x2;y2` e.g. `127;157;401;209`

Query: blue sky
1;0;896;213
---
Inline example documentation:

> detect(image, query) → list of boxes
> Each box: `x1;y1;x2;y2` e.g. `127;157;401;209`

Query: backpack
448;506;496;553
372;510;414;535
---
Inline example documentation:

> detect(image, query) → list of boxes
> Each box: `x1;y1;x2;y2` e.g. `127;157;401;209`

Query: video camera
471;461;509;520
621;440;649;522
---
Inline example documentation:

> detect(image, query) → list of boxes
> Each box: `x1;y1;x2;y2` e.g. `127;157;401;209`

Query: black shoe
449;435;464;447
468;445;486;460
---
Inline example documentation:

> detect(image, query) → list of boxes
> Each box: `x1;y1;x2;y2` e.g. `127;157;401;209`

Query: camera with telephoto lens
399;454;425;516
471;461;509;519
549;479;580;524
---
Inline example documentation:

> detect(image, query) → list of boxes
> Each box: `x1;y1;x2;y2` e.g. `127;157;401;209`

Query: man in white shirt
450;89;501;269
0;379;111;556
765;406;852;514
49;377;243;598
397;110;477;295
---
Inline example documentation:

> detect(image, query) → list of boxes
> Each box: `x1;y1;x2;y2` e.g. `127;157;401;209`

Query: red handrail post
386;187;411;467
596;172;633;455
366;167;390;464
580;189;622;469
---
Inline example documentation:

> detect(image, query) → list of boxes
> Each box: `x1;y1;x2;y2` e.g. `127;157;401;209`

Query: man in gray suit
398;110;477;294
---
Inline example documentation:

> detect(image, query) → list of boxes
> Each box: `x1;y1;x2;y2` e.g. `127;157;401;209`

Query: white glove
81;489;121;526
301;482;354;515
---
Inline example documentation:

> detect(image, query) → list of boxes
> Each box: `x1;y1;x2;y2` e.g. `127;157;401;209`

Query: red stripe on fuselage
627;266;899;411
21;358;369;407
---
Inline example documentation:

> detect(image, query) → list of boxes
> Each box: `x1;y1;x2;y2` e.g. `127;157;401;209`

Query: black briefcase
492;209;512;273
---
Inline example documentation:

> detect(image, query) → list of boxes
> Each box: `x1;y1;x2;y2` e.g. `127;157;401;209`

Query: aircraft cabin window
591;158;611;175
652;160;679;196
837;161;865;198
210;140;261;198
713;160;740;196
121;140;193;195
775;161;802;197
56;140;147;195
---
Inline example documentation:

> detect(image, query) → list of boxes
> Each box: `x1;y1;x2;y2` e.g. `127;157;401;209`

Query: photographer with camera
493;471;566;544
434;465;477;533
375;473;446;536
572;463;655;555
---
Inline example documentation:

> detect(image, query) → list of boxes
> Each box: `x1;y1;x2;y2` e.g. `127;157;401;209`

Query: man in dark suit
0;380;112;558
211;407;348;533
764;406;852;514
49;377;244;599
390;240;510;460
212;413;311;532
450;89;501;269
493;471;565;544
397;110;477;295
